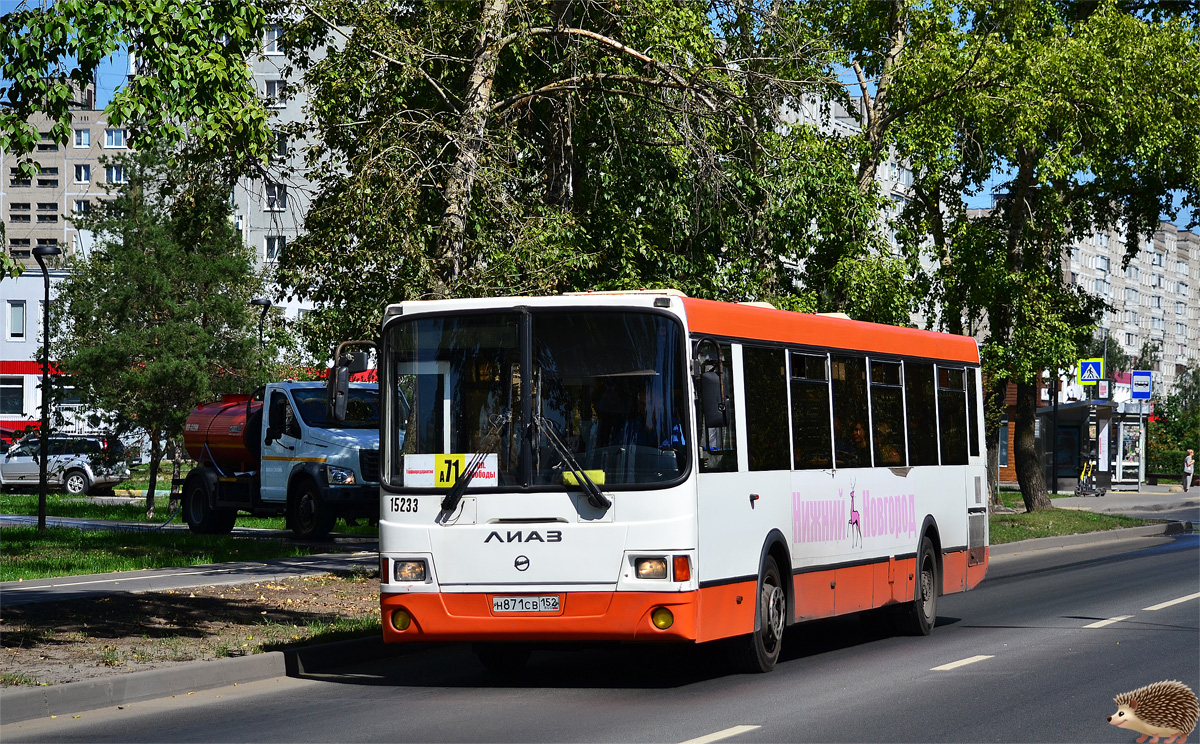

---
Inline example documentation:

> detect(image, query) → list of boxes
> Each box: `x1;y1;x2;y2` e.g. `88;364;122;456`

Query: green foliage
1147;362;1200;472
277;0;886;354
51;146;265;475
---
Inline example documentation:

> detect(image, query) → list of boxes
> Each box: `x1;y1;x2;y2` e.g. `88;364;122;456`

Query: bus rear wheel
730;555;786;673
896;536;938;636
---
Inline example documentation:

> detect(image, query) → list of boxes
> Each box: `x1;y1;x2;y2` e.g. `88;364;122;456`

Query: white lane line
1083;615;1133;629
678;725;761;744
1144;592;1200;611
931;655;994;671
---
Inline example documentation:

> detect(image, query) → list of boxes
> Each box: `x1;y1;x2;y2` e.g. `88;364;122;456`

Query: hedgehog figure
1107;680;1199;743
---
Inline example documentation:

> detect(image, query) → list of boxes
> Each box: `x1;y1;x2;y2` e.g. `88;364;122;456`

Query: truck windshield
383;309;688;490
293;386;380;429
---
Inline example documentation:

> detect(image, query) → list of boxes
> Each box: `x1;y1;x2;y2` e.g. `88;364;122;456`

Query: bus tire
473;642;531;673
896;536;938;636
290;481;334;540
730;554;786;673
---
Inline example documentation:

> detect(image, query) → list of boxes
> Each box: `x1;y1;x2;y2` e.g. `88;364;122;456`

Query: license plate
492;595;560;613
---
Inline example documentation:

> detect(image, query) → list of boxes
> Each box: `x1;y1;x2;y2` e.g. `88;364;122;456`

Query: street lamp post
32;242;62;534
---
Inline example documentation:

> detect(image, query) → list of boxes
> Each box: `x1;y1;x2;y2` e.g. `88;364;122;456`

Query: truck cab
182;381;380;539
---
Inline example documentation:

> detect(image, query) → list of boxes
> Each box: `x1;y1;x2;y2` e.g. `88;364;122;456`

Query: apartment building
1068;221;1200;393
0;85;123;269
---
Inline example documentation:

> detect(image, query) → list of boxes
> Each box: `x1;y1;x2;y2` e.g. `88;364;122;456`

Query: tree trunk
1013;381;1051;512
168;438;183;514
145;429;162;520
434;0;511;294
854;0;906;195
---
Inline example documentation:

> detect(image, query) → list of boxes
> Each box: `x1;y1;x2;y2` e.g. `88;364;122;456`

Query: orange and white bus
365;291;988;672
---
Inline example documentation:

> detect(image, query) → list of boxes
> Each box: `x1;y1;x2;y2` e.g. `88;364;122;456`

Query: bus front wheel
730;555;786;673
896;536;938;636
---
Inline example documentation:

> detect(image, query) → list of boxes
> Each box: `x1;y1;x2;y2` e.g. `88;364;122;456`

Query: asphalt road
4;532;1196;744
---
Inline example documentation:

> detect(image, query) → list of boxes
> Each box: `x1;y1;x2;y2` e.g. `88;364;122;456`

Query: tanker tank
183;394;264;474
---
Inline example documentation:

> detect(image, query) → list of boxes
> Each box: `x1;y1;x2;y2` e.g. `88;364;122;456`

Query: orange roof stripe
680;297;979;364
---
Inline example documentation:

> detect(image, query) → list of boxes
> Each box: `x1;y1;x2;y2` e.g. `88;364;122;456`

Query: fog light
391;608;412;631
636;557;667;579
395;560;427;582
651;607;674;630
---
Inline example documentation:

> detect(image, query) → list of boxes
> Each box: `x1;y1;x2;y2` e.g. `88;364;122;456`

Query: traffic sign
1078;358;1104;386
1131;370;1152;400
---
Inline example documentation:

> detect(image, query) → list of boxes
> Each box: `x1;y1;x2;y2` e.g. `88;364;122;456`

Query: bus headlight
326;465;357;485
635;557;667;579
394;560;427;582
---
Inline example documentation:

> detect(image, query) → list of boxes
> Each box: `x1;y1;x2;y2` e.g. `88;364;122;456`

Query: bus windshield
383;309;689;489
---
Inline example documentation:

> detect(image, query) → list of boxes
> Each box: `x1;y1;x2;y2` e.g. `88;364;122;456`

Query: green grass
0;490;377;535
988;508;1153;545
0;526;326;581
259;616;383;651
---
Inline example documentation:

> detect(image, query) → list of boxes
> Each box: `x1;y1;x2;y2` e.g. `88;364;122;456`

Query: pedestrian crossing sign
1078;358;1104;386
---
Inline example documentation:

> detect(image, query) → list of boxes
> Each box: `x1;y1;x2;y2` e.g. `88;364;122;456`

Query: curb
0;636;417;725
989;520;1194;557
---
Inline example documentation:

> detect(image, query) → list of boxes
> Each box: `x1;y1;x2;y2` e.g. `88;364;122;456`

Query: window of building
74;128;90;148
105;165;126;184
74;163;90;183
1151;316;1164;331
265;24;284;54
37;213;57;224
265;79;287;108
9;212;30;223
265;183;287;210
6;300;26;341
1125;265;1138;281
1125;287;1139;304
790;352;832;470
1094;278;1110;295
1152;296;1163;309
1125;332;1137;346
1179;282;1189;297
265;235;286;261
1177;301;1187;316
743;346;790;471
1096;255;1110;273
0;377;23;415
36;167;58;188
273;131;288;160
1124;310;1138;325
73;199;90;214
105;128;126;147
36;132;58;152
9;166;31;187
1178;322;1188;336
35;238;58;248
1152;252;1164;266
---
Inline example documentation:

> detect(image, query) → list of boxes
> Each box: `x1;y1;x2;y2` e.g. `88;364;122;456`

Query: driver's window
270;392;301;440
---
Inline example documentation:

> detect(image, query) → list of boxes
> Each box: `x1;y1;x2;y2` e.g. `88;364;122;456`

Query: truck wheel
183;479;235;534
729;555;786;673
290;481;334;540
896;536;938;636
63;469;90;496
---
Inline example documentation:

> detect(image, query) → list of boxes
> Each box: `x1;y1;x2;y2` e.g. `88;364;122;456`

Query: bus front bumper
380;590;701;643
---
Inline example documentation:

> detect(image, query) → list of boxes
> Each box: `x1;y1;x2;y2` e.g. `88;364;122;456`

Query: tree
52;147;265;518
274;0;894;355
0;0;274;278
884;1;1200;510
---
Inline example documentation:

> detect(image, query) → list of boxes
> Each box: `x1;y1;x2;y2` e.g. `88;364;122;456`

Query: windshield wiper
440;411;510;513
537;416;611;510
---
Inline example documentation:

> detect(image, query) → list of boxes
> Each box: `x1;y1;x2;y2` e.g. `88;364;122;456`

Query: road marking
1144;592;1200;611
1083;615;1133;629
931;655;993;671
678;725;761;744
6;569;237;591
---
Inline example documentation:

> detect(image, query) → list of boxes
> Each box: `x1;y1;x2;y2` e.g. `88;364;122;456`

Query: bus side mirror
700;370;728;428
326;341;376;424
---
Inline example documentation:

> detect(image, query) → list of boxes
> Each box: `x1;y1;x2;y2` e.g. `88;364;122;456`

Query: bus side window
695;340;736;473
966;367;981;457
790;352;832;469
905;362;938;466
938;367;969;465
743;346;789;471
830;355;869;468
869;359;906;466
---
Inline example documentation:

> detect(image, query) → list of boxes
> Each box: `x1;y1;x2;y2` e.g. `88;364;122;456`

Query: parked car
0;434;131;495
